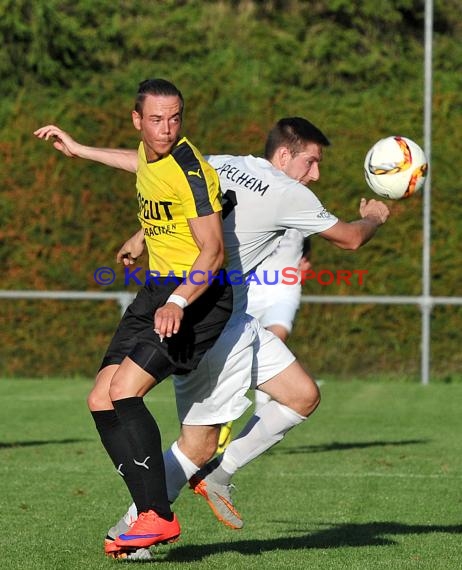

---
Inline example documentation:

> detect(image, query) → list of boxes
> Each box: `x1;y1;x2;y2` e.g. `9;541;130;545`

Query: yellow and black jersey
136;137;222;275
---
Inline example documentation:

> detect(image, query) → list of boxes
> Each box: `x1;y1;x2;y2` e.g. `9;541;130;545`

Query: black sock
90;409;146;510
112;397;173;520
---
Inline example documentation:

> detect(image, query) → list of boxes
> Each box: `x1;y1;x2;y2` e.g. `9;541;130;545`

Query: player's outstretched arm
320;198;390;250
34;125;138;172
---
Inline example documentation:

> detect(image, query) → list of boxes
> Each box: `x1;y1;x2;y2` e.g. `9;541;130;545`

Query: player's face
132;94;183;161
284;142;323;186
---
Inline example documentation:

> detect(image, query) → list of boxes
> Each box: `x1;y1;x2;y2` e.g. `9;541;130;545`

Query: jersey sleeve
276;179;338;236
174;143;222;219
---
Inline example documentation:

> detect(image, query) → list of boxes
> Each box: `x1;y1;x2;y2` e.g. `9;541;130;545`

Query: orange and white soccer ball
364;136;428;200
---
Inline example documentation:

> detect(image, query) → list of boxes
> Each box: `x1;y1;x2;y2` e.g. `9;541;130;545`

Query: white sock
219;400;305;477
164;441;200;503
254;389;271;412
123;501;138;525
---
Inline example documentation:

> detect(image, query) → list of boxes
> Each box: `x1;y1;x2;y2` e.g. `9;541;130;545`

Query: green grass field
1;378;461;569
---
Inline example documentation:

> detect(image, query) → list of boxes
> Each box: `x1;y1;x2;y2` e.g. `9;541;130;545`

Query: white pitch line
278;471;462;479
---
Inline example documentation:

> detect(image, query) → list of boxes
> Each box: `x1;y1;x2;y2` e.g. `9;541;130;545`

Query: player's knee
108;380;128;402
297;381;321;417
89;365;117;411
308;380;321;409
107;367;138;401
87;387;112;411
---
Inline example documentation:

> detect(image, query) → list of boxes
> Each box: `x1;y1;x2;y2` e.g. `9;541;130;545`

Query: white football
364;136;428;200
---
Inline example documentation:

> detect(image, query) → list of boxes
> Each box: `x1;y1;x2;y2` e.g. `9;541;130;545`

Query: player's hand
359;198;390;225
116;233;145;265
154;303;183;341
298;256;312;273
33;125;80;158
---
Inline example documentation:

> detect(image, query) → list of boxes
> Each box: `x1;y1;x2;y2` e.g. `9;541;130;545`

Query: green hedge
1;0;461;379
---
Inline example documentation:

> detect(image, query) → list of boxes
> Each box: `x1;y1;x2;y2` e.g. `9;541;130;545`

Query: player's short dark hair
135;78;184;117
264;117;330;159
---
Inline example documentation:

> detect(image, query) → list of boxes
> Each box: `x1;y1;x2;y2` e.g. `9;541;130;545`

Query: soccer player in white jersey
34;117;389;556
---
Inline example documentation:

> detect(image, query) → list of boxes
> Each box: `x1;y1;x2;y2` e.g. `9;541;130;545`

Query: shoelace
132;511;158;530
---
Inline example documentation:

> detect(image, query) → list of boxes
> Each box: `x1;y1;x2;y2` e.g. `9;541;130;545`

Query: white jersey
256;228;305;272
207;154;338;311
246;229;304;331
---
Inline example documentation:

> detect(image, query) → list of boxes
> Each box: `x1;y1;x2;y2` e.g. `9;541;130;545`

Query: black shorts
100;272;233;381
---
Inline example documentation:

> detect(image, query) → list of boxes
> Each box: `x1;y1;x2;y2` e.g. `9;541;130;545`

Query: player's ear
132;110;142;131
277;146;291;168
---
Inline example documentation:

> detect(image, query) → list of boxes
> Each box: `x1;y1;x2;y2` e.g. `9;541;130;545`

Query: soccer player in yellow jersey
34;79;233;556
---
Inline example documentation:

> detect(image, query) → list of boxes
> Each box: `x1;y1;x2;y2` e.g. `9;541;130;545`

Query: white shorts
173;313;296;425
246;283;302;332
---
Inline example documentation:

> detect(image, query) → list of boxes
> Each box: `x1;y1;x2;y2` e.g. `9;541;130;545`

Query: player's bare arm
320;198;389;250
182;212;225;302
153;211;225;339
34;124;138;172
116;229;145;265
